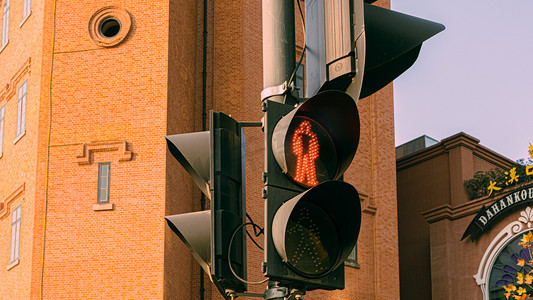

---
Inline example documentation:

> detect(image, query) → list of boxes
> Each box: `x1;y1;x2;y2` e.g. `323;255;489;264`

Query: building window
0;105;4;157
15;80;27;141
295;63;305;98
97;163;111;203
345;244;360;268
22;0;30;21
1;0;10;49
488;230;531;299
10;205;21;264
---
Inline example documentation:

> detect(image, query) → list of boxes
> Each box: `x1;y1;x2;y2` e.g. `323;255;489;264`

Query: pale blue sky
392;0;533;161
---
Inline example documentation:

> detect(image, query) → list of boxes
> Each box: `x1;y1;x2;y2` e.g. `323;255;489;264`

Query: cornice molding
423;183;533;224
441;132;479;151
397;132;515;171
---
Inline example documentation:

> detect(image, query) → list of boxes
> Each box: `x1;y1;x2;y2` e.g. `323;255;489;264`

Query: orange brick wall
0;0;400;299
0;0;45;298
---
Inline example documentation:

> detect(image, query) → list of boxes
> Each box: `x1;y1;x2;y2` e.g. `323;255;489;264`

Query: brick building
0;0;399;299
397;133;533;299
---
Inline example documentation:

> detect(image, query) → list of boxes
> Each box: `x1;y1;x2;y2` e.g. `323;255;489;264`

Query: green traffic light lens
285;116;338;188
285;201;339;276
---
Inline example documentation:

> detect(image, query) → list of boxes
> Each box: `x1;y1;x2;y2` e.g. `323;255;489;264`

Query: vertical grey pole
262;1;298;299
262;0;296;105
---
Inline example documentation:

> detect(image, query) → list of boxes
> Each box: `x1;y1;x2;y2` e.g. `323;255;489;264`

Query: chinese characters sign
487;144;533;197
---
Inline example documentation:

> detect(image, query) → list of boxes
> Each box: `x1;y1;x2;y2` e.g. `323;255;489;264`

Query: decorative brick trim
0;58;31;102
0;184;25;220
360;192;377;215
76;140;132;165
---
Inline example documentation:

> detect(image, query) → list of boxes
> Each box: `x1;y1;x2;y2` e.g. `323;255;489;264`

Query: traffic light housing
305;0;366;98
360;3;445;98
165;111;246;298
306;0;444;99
263;90;362;290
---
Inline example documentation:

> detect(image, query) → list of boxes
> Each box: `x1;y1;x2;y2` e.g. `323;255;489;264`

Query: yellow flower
518;272;525;285
526;274;533;285
505;284;518;292
518;259;526;267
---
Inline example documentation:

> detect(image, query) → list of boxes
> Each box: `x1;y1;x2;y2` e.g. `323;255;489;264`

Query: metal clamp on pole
264;286;288;300
261;82;289;103
261;82;301;106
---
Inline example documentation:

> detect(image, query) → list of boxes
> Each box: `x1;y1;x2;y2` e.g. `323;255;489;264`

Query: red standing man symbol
291;120;319;186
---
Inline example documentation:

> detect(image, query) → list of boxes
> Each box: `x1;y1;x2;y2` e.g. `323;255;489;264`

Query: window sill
20;12;32;28
13;131;25;145
93;203;114;211
345;261;360;269
7;259;19;271
0;41;8;54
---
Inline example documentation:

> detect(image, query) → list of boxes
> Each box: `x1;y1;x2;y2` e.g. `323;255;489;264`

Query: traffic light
263;90;362;291
165;111;246;299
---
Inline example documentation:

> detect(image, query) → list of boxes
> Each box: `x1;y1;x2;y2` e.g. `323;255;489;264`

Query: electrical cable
286;0;306;93
246;213;264;251
40;0;58;298
228;222;268;285
246;213;264;236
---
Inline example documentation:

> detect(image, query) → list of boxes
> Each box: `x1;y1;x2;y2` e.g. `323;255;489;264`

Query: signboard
462;185;533;241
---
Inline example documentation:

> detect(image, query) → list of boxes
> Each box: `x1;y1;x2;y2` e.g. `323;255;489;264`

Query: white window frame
97;163;111;203
15;80;27;142
21;0;30;22
9;205;21;264
1;0;10;49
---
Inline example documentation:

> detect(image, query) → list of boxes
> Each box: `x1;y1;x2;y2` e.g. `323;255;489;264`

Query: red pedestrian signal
290;119;320;187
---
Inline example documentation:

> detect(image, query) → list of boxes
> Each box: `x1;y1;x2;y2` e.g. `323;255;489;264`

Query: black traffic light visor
165;211;212;276
165;132;211;198
360;4;445;98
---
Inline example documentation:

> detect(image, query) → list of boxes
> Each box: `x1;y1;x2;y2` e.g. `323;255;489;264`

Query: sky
391;0;533;161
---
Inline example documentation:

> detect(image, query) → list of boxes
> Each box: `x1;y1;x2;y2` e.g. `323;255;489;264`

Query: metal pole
262;2;299;300
262;0;296;105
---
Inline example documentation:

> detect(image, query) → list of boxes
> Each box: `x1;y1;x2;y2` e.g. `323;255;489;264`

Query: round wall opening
88;6;132;47
99;18;121;38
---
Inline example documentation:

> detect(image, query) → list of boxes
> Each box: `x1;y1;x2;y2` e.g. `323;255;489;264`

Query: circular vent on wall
89;6;132;47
